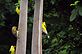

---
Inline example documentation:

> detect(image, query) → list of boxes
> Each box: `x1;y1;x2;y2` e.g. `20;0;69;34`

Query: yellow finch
42;22;50;38
42;22;48;34
16;7;20;15
12;26;19;37
9;45;16;54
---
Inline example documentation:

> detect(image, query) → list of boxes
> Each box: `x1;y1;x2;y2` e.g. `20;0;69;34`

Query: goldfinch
16;7;20;15
12;26;19;37
42;22;48;34
9;45;16;54
42;22;50;38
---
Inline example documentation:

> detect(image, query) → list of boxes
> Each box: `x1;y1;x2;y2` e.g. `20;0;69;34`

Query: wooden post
15;0;28;54
31;0;43;54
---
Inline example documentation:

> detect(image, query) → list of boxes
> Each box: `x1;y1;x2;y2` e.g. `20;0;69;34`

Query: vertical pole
31;0;43;54
15;0;28;54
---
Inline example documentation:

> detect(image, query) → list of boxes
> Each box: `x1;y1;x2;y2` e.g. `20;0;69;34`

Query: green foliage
70;0;82;22
70;1;80;6
79;6;82;16
70;9;78;22
0;13;5;26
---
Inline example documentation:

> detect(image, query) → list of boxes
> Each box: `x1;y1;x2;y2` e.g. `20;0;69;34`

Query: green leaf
51;38;57;44
29;0;33;2
0;21;5;26
74;1;80;5
70;1;80;6
79;6;82;16
70;9;78;22
59;50;67;54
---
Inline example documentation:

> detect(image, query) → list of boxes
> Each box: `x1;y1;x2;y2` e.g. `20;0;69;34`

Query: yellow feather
16;7;20;15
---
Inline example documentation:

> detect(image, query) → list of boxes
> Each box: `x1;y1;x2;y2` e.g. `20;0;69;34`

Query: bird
9;45;16;54
42;22;48;34
12;26;19;38
16;7;20;15
42;22;50;38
